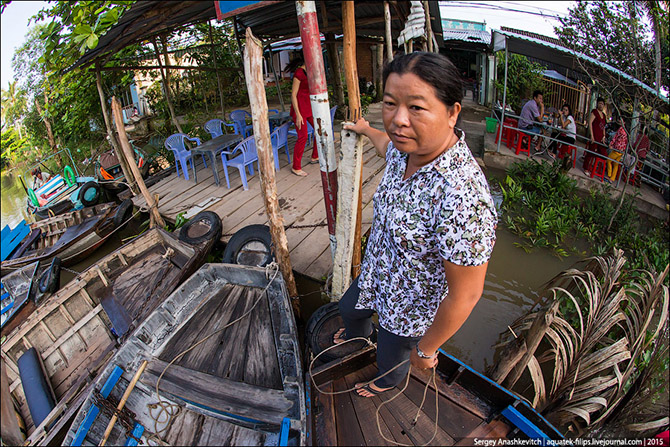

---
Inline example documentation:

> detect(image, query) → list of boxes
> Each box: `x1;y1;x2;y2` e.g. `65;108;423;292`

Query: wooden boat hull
1;262;54;336
1;202;117;273
306;308;564;445
0;227;215;445
64;263;305;446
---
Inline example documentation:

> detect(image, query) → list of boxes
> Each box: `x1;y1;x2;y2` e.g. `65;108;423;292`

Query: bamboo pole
150;37;183;133
111;97;165;229
96;64;138;195
384;2;393;61
423;1;433;53
98;360;148;446
342;1;364;280
208;20;226;116
243;28;300;315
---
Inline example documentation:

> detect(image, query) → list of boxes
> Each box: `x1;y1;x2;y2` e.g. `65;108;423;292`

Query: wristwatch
415;343;435;359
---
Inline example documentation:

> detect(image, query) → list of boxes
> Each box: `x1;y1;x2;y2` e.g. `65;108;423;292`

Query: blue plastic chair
268;109;280;132
165;133;207;181
204;119;234;139
288;120;314;146
221;136;258;190
229;110;253;137
330;105;338;135
270;123;291;171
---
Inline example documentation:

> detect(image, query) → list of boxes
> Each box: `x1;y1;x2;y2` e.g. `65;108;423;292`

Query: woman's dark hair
285;55;305;74
383;52;462;108
561;103;572;116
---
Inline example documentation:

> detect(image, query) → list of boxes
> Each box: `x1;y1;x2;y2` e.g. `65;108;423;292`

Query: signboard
215;1;261;21
441;18;486;31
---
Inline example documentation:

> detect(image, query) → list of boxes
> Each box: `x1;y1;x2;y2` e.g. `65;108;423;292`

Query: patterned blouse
356;129;498;337
609;127;628;154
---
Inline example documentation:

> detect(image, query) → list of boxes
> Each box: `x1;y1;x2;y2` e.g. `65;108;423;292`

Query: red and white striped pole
295;0;338;257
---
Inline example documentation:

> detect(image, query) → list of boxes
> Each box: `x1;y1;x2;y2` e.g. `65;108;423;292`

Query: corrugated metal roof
494;29;669;104
442;29;490;45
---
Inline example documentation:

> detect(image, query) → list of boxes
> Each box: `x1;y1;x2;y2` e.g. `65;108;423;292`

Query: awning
542;69;578;87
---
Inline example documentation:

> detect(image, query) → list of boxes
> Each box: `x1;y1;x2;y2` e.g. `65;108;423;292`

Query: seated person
518;90;545;151
606;114;628;183
547;103;577;159
31;168;51;190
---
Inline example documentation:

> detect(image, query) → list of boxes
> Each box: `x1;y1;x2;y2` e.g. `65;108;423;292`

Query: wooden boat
305;304;564;445
95;146;149;195
63;263;305;446
1;220;31;261
0;202;124;273
0;225;217;445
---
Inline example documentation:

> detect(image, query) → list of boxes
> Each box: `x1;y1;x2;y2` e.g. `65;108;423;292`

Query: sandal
333;328;347;345
291;168;308;177
309;158;319;164
355;382;392;398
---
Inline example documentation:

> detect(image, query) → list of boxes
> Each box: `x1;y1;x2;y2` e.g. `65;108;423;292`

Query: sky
0;1;577;91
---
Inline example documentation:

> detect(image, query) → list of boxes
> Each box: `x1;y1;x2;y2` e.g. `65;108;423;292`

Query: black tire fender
38;257;61;294
112;199;134;228
222;224;274;267
79;181;101;207
178;211;222;245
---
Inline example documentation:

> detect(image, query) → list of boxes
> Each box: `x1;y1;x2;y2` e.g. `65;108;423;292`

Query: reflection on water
1;170;31;229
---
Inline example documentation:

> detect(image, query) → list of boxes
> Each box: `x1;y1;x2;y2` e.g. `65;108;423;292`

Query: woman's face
382;72;460;159
562;106;569;116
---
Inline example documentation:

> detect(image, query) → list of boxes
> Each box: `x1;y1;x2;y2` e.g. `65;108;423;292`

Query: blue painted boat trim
278;417;290;446
124;422;144;446
501;405;550;441
177;395;268;425
1;220;30;261
71;366;124;446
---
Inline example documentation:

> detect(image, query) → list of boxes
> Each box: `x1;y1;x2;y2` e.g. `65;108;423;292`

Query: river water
0;167;581;373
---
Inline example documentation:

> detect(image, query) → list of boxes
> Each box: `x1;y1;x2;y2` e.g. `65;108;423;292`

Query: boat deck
130;132;386;281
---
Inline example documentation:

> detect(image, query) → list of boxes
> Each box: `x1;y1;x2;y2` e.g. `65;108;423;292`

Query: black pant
547;133;576;153
338;277;421;388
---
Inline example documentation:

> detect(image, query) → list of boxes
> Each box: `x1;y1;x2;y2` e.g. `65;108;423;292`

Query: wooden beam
112;97;166;228
98;64;241;72
342;1;364;281
243;27;299;314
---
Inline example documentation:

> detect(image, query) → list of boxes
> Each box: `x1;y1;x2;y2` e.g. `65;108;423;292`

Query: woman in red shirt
288;56;318;176
583;97;607;175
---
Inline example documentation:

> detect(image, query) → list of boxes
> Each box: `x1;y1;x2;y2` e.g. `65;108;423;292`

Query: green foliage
1;128;29;168
499;159;669;275
494;53;545;113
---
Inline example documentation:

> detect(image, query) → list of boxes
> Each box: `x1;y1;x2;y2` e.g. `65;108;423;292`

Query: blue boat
1;220;31;262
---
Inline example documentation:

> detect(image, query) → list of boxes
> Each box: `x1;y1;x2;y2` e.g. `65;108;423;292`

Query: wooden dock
131;132;386;281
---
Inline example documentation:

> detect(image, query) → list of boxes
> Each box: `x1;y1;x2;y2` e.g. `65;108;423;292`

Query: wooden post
266;46;286;112
332;126;363;300
320;3;345;107
384;1;393;61
1;360;24;446
296;0;338;258
95;64;138;195
375;43;384;101
208;20;226;116
150;37;183;133
342;1;364;280
111;97;165;229
243;28;300;315
503;300;559;389
423;1;433;53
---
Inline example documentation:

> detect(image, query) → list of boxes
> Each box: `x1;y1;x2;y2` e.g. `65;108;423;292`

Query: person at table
333;52;497;397
547;103;577;160
31;167;51;189
605;114;628;183
518;90;545;152
583;97;607;176
288;56;318;177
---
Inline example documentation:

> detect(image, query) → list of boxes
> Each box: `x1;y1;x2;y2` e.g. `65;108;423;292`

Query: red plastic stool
506;128;518;149
591;159;606;182
495;124;508;145
557;144;577;168
515;131;532;156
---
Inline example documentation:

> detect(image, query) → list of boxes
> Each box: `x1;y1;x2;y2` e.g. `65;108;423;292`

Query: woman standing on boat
288;56;319;177
335;52;497;397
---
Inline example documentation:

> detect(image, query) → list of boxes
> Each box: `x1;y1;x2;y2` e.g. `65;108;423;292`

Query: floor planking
131;133;386;281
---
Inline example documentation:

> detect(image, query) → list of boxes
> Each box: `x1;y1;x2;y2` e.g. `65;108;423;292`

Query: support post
423;1;433;53
296;0;338;258
496;43;509;154
325;33;345;107
150;37;183;133
342;0;364;280
375;44;384;101
244;28;300;315
266;47;286;112
95;64;138;195
384;1;393;61
111;97;165;229
209;20;226;116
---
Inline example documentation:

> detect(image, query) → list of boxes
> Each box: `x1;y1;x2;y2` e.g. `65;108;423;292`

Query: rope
308;337;440;446
144;262;281;444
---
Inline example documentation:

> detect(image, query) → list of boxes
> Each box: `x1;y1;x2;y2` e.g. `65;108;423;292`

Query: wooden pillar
375;43;384;101
296;0;338;257
111;97;165;229
208;21;226;116
423;1;433;53
325;33;345;107
384;1;393;61
266;47;286;112
95;64;138;195
243;28;300;315
342;1;364;281
150;37;183;133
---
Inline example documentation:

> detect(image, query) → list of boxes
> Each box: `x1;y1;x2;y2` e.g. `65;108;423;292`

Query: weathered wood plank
332;375;366;446
243;292;282;389
312;380;337;446
141;359;293;425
